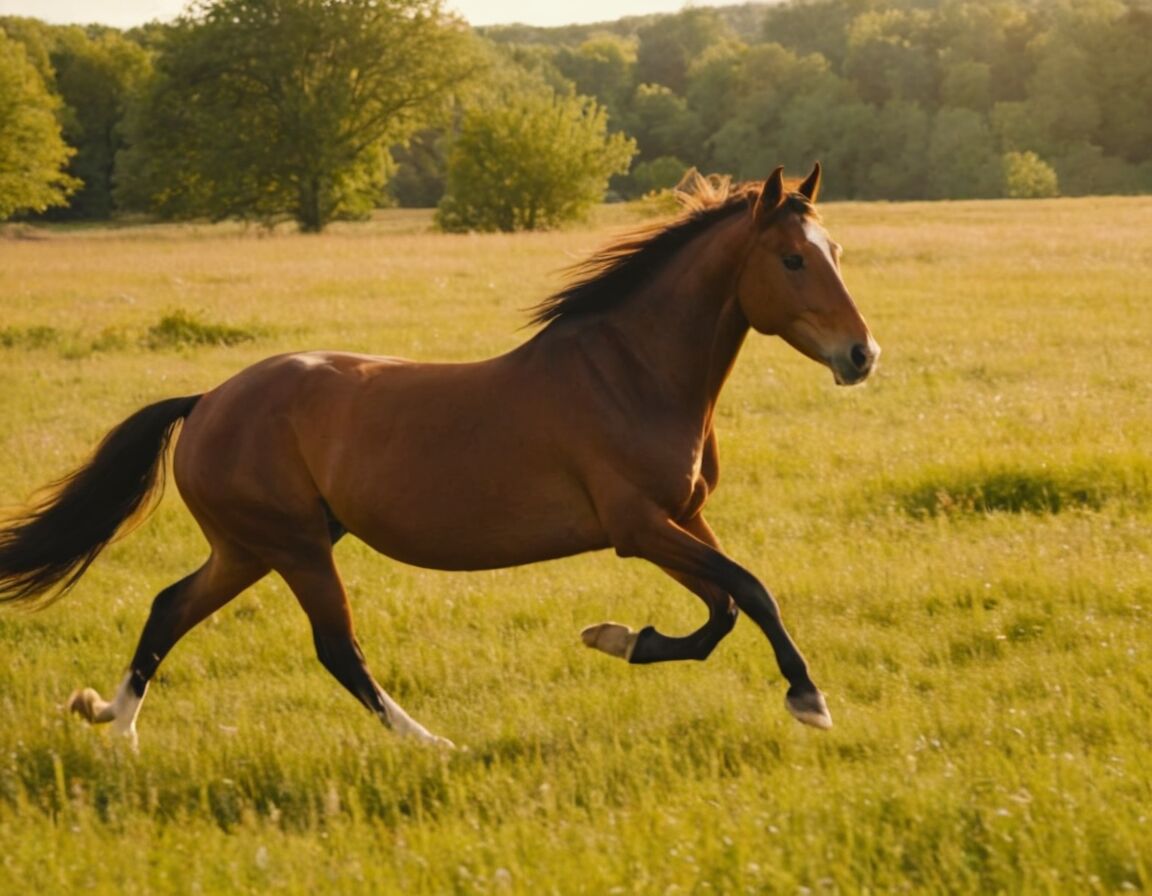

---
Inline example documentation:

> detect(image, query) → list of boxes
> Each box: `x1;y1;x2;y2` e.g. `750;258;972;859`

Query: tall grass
0;198;1149;893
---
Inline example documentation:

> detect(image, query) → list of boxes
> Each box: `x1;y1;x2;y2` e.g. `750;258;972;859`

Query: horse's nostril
850;343;870;370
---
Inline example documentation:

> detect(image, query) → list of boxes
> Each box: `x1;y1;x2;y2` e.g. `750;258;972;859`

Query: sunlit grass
0;197;1149;893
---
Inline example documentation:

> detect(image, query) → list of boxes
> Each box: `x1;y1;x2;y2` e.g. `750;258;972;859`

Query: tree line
2;0;1150;232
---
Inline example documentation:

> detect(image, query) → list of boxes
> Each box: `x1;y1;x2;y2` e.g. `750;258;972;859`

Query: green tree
858;100;931;199
926;107;1000;198
437;86;635;232
629;155;688;196
635;8;731;94
1002;150;1058;198
117;0;472;232
684;41;744;138
388;128;447;207
1058;0;1152;164
554;35;636;123
0;28;78;219
760;0;857;71
843;9;935;107
626;82;703;163
47;27;152;219
705;42;857;189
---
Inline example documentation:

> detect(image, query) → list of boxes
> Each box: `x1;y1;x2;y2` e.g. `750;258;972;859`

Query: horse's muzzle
831;338;880;386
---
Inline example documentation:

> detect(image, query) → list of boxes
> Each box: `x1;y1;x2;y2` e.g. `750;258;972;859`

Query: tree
0;28;78;219
1002;150;1058;198
625;82;703;164
117;0;473;232
635;8;731;94
705;42;857;188
858;100;931;199
843;9;935;107
437;85;635;232
629;155;688;196
47;27;152;219
554;35;636;124
926;107;1000;199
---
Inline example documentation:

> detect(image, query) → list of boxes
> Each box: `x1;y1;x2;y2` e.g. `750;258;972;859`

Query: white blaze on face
801;218;839;269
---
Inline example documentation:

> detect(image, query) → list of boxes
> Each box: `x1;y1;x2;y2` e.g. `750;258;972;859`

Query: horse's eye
782;254;804;271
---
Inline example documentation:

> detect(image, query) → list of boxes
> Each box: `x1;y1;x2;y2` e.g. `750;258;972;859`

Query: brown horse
0;164;878;748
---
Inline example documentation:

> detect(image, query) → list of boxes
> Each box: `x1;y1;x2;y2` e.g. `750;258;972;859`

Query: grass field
0;196;1149;894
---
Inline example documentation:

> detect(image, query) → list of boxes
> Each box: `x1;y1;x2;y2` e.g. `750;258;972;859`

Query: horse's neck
601;213;752;419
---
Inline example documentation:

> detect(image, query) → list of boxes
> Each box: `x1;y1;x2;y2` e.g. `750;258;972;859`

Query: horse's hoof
786;688;833;730
580;622;639;660
67;687;105;724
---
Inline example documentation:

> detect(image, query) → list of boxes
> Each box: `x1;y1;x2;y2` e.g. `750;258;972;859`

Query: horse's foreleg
276;553;453;748
69;548;267;748
604;506;831;730
582;515;738;663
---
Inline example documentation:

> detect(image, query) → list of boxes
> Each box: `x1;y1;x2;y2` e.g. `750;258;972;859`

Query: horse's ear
754;166;786;226
798;161;822;203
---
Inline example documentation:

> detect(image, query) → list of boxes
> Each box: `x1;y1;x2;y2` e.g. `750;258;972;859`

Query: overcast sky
0;0;741;29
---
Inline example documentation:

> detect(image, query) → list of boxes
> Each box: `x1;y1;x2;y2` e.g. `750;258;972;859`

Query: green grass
0;198;1150;893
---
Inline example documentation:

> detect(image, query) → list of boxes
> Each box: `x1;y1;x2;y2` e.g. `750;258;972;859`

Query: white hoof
398;723;455;750
68;687;113;724
580;622;639;660
67;675;145;750
786;689;833;730
379;699;455;749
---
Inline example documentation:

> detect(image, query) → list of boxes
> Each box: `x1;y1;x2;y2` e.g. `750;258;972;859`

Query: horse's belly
331;471;609;572
350;505;609;572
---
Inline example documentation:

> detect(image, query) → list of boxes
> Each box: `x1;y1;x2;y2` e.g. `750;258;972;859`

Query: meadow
0;195;1149;894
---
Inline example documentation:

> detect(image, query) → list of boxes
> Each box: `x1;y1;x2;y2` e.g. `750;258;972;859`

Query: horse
0;164;878;749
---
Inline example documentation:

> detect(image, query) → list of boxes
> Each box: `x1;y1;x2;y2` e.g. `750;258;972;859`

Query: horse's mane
529;170;815;328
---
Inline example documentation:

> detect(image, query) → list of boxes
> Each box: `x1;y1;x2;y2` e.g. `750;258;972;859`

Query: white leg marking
68;673;145;750
378;695;455;749
580;622;640;660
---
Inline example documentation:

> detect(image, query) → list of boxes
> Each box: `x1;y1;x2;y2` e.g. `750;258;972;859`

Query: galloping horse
0;165;878;748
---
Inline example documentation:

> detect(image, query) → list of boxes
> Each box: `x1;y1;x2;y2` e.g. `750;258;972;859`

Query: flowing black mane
530;174;814;328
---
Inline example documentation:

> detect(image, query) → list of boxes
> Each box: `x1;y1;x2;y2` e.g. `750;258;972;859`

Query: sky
0;0;741;29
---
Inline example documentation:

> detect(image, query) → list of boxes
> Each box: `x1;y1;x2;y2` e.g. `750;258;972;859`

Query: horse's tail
0;395;202;609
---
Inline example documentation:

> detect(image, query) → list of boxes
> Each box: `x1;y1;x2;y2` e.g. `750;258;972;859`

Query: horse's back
173;350;610;570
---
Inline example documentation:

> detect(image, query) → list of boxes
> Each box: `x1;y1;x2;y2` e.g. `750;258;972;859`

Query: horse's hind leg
69;546;268;748
275;549;453;748
582;515;739;663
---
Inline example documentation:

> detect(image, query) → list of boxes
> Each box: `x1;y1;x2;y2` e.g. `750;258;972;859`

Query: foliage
116;0;473;231
629;155;688;196
1003;150;1059;199
145;311;259;349
437;85;634;232
0;28;78;219
634;7;733;94
0;197;1149;891
552;34;636;123
46;27;153;219
480;0;1152;202
5;0;1152;218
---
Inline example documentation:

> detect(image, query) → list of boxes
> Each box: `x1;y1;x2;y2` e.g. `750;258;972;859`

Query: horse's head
735;164;879;386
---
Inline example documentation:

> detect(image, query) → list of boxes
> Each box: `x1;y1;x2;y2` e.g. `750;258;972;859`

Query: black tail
0;395;202;608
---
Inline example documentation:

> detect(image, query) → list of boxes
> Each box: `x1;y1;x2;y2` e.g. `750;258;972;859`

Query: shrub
1002;151;1059;198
